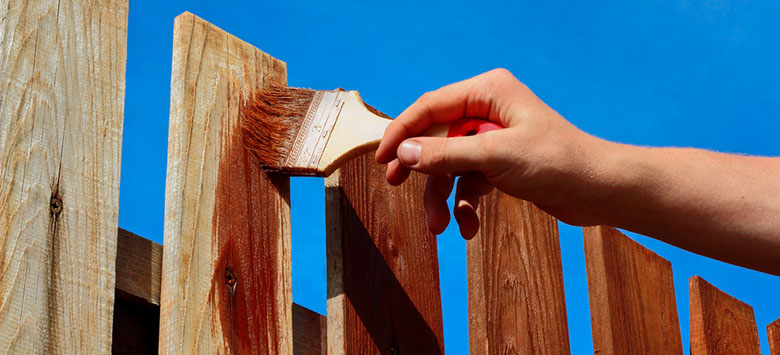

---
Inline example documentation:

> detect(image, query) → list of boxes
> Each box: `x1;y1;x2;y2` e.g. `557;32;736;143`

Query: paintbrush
241;86;503;176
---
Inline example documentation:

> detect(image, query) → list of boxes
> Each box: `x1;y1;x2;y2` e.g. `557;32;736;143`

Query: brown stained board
113;229;163;354
116;228;163;306
292;303;327;355
689;276;760;355
326;153;444;354
0;0;128;353
159;12;292;354
467;193;570;354
769;317;780;355
114;228;325;354
583;226;683;355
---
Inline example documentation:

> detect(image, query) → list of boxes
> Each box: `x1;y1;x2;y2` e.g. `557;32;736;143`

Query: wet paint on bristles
241;86;316;169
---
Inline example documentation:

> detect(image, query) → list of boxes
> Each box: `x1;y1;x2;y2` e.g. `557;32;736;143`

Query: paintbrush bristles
241;86;316;168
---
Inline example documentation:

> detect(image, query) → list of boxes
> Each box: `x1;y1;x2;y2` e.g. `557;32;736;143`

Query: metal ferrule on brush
283;91;346;170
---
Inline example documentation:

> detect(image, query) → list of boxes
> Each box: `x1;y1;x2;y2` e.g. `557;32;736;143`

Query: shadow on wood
326;154;444;354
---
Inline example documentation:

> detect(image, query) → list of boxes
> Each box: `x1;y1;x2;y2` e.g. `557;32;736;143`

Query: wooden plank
158;12;291;354
689;275;760;355
116;228;162;305
292;303;326;355
115;227;324;354
0;0;128;353
467;193;570;354
112;289;160;355
769;317;780;355
583;226;683;354
326;153;444;354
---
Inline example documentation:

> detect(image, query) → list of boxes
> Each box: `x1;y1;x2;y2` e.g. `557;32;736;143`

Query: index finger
375;69;511;164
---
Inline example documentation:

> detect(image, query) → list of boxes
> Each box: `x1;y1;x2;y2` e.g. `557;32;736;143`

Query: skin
375;68;780;276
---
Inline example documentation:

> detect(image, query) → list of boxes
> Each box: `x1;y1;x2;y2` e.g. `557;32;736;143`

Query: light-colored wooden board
158;12;291;354
0;0;128;353
583;226;683;354
689;275;760;354
467;193;570;354
769;317;780;355
326;153;444;354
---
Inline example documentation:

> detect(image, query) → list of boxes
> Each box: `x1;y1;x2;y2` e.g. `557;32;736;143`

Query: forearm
589;141;780;275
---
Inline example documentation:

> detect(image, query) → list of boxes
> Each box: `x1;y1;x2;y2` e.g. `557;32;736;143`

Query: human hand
375;69;607;239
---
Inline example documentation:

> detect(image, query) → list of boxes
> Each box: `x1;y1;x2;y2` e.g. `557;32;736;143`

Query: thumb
396;135;491;175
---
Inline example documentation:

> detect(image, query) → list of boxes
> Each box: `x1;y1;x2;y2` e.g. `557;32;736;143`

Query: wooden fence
0;2;778;354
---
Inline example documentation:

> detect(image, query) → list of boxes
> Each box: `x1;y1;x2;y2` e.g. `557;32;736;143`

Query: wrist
581;138;658;227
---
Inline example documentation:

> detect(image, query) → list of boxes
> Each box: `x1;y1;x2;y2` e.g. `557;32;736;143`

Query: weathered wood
0;0;128;353
293;303;326;355
467;193;569;354
769;317;780;355
326;153;444;354
116;228;162;305
159;12;291;354
583;226;683;355
689;276;760;354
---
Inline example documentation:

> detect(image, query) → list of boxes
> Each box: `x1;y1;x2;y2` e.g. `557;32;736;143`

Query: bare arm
375;68;780;275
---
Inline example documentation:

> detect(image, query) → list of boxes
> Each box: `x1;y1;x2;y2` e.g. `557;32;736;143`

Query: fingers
454;172;494;239
424;174;455;234
385;159;411;186
376;68;519;164
395;134;496;176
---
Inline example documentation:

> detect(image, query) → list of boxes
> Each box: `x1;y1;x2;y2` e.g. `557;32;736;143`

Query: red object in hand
446;118;504;137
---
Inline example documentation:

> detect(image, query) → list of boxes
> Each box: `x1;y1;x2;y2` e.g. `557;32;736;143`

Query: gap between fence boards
113;228;326;354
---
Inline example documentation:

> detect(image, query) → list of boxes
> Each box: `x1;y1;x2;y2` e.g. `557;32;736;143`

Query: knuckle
417;91;435;104
489;67;513;78
424;138;451;170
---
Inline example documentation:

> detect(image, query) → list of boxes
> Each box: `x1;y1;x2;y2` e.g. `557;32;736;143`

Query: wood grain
689;275;760;355
0;0;128;353
158;12;291;354
116;228;162;306
467;193;570;354
769;317;780;355
293;303;326;355
326;153;444;354
583;226;683;355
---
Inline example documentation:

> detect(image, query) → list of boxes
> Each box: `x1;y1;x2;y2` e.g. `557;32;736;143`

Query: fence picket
689;276;760;354
158;12;292;354
583;226;683;354
769;317;780;355
468;193;570;354
325;153;445;354
0;0;128;352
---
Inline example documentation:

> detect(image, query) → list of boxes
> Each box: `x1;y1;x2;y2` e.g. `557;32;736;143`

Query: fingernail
397;140;421;166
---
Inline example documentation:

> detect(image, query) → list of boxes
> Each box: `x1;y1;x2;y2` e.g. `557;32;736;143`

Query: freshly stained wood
159;12;291;354
326;153;444;354
769;317;780;355
583;226;683;354
467;193;569;354
0;0;128;353
689;276;760;355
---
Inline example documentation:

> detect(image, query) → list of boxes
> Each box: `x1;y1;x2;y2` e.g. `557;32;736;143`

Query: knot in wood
225;267;237;291
50;197;63;214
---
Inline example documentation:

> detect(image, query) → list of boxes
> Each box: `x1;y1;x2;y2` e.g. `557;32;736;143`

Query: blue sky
120;1;780;353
